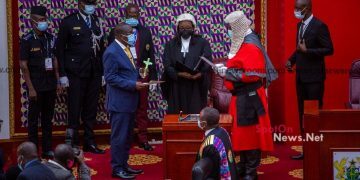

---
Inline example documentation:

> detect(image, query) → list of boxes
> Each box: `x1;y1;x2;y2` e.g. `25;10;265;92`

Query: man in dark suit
103;23;147;179
286;0;334;160
16;142;56;180
56;0;105;154
45;144;90;180
108;3;156;151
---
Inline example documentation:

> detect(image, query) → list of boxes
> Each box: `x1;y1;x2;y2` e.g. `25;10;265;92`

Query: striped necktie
86;16;91;28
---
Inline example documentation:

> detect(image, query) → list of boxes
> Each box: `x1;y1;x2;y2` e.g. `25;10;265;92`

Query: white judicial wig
176;13;197;27
224;11;251;59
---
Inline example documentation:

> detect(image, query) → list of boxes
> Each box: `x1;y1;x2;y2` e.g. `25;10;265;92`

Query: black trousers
67;75;101;146
28;90;56;152
296;79;324;133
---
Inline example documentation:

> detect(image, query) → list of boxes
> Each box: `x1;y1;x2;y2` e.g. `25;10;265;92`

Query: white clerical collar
303;14;313;26
48;160;69;172
115;39;127;50
181;36;191;56
205;128;215;136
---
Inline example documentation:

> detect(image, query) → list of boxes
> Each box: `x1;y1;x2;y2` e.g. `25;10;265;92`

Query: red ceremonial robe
224;43;274;152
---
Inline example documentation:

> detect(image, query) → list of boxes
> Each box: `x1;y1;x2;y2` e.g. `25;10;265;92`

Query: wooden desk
303;101;360;179
162;114;233;180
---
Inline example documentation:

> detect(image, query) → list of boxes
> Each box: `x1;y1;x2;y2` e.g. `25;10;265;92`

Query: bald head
114;22;133;44
295;0;312;11
54;144;75;165
17;142;38;160
200;107;220;129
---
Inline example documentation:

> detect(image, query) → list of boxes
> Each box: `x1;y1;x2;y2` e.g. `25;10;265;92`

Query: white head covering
224;11;251;58
176;13;196;28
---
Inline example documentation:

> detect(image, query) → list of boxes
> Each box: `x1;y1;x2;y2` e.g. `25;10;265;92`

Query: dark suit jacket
289;16;334;83
103;41;139;113
108;24;156;80
56;12;105;77
17;160;56;180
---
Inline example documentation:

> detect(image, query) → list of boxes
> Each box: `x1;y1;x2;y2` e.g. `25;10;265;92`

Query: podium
162;114;233;180
303;101;360;179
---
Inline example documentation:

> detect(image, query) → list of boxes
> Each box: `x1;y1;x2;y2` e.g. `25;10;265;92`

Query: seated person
45;144;91;180
194;107;237;179
16;142;56;180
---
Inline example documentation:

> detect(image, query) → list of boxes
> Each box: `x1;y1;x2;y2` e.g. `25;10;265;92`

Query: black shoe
140;142;153;151
112;171;135;179
83;144;105;154
42;151;54;159
291;153;304;160
126;167;143;175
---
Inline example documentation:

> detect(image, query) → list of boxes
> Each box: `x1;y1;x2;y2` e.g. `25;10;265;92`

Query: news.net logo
256;124;324;142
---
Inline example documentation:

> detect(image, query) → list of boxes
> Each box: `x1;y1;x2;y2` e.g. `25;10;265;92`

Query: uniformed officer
19;5;61;159
56;0;105;154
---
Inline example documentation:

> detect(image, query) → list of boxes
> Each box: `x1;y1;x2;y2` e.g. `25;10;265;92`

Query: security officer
19;5;61;159
56;0;105;154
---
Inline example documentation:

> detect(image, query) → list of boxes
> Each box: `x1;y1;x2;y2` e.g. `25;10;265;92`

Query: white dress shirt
79;12;91;27
299;14;313;38
48;160;69;171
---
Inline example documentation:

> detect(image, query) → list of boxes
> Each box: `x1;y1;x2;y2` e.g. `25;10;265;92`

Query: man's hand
136;82;147;90
178;72;193;79
285;61;293;72
59;76;69;88
191;73;202;80
28;88;37;101
297;39;307;53
75;150;85;165
56;84;63;95
149;84;157;92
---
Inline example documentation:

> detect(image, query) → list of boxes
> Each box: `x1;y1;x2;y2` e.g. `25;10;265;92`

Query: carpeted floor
84;143;303;180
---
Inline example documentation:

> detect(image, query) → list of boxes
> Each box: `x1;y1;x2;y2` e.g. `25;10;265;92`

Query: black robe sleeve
163;42;178;81
202;145;220;179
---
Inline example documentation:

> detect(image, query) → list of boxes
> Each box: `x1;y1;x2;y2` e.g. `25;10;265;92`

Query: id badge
45;58;53;71
130;47;138;59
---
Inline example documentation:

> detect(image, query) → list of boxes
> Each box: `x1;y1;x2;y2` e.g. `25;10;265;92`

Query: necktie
124;47;136;68
86;16;91;28
299;22;305;41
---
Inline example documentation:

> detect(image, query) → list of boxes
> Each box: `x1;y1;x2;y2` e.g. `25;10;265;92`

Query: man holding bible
162;13;212;114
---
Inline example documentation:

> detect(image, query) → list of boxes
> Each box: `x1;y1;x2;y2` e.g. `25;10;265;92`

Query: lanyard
34;33;51;58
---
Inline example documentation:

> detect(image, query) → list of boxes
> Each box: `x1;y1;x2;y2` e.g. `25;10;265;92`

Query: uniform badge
146;44;150;51
31;47;41;52
73;27;81;30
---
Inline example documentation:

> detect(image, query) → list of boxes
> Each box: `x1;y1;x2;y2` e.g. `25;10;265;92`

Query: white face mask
294;7;307;20
197;120;205;130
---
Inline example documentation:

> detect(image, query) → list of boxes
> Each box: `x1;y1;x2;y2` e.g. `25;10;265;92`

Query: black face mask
179;30;194;39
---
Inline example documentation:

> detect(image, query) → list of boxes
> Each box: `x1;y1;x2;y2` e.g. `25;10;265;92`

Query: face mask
37;21;48;31
294;7;306;20
125;18;139;27
124;33;136;47
227;30;233;38
197;120;205;130
179;29;194;39
17;155;24;170
67;159;75;170
84;5;96;15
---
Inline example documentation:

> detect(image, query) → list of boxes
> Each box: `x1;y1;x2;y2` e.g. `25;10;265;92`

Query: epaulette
22;32;33;41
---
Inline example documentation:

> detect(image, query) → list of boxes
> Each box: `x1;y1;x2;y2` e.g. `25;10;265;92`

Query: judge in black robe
162;13;212;114
194;107;238;180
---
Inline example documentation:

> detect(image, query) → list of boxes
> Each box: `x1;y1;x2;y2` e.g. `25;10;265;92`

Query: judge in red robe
219;11;278;180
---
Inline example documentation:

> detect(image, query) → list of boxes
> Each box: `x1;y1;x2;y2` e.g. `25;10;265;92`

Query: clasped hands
178;72;202;80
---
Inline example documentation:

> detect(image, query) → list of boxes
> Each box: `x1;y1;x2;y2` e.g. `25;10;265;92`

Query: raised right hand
59;76;70;87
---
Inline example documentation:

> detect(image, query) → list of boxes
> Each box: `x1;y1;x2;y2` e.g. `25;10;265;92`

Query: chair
209;58;232;113
349;60;360;109
192;157;214;180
